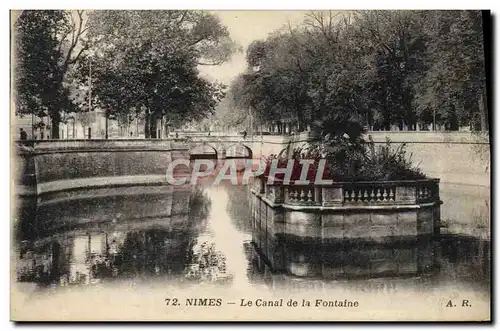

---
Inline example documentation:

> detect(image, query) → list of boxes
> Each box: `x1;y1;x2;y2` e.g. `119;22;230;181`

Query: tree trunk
50;111;61;140
144;112;151;138
105;112;109;139
164;121;169;138
149;113;158;139
126;115;130;137
450;109;459;131
160;116;163;139
478;90;489;131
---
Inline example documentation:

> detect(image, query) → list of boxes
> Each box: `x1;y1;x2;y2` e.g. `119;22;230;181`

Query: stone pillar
218;148;226;159
266;185;284;204
395;186;416;204
321;186;343;206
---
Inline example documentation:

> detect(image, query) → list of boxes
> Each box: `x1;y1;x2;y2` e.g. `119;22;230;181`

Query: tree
230;10;488;136
81;10;237;138
230;11;367;139
414;11;488;131
350;10;429;130
232;32;314;134
14;10;91;139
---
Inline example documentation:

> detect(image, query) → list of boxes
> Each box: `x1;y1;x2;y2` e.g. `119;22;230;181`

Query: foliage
228;10;488;135
14;10;239;139
14;10;91;139
86;10;240;66
14;10;65;118
356;138;426;181
262;137;425;182
75;10;237;138
414;11;488;131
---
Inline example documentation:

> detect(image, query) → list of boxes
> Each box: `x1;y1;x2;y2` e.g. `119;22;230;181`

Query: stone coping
14;140;175;154
261;177;440;186
252;188;441;212
252;175;442;211
15;175;168;196
13;138;266;155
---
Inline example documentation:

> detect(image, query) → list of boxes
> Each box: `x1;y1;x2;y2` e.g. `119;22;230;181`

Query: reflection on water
14;183;490;296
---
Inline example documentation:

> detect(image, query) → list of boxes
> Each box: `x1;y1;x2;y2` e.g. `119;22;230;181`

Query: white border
3;1;500;10
1;1;498;330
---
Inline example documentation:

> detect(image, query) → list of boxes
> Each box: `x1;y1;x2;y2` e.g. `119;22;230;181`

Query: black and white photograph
9;9;491;321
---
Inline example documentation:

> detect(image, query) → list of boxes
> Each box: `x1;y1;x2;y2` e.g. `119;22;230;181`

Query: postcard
10;9;491;321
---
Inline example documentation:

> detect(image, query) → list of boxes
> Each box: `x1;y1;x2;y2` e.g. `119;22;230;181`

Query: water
13;183;490;301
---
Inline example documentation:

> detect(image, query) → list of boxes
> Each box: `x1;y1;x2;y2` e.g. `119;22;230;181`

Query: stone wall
251;194;436;279
366;131;490;237
14;140;175;195
367;131;490;187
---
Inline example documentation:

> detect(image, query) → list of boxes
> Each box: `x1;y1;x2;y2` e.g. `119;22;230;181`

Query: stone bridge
175;133;305;160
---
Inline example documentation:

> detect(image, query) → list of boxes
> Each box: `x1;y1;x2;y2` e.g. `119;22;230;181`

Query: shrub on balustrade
301;133;366;182
357;138;426;181
260;149;330;183
317;137;426;181
261;136;426;182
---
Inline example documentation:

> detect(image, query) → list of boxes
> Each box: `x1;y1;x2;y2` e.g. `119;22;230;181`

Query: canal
13;182;490;299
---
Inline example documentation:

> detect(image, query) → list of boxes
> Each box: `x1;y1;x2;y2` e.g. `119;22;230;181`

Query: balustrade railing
253;176;440;208
415;180;440;203
284;185;320;205
342;184;397;205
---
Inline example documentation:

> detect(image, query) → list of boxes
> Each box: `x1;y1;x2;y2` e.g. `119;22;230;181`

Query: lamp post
87;51;96;139
433;109;436;131
105;110;109;139
88;58;92;113
31;112;35;140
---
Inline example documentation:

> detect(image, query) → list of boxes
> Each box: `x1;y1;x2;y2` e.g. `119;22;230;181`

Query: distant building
12;108;151;140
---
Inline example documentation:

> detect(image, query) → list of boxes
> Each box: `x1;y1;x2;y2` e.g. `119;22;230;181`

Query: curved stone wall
14;140;183;196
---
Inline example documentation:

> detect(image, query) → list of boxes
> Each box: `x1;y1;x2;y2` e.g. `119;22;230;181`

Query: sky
198;10;310;85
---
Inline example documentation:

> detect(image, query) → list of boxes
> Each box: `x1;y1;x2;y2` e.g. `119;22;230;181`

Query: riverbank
438;183;490;240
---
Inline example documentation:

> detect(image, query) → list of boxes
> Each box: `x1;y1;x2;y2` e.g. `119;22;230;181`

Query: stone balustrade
251;175;443;242
253;176;441;210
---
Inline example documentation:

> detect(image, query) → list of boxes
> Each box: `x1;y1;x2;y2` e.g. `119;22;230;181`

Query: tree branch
178;10;188;25
187;36;207;48
69;13;76;45
68;44;90;65
62;10;88;72
57;28;72;55
196;60;224;66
